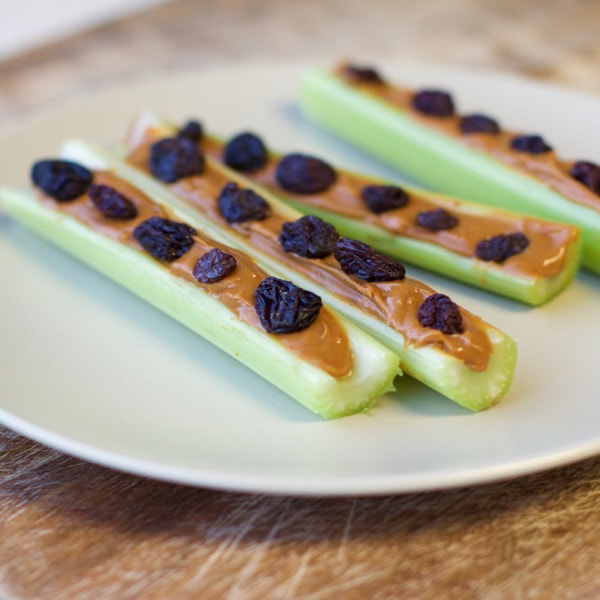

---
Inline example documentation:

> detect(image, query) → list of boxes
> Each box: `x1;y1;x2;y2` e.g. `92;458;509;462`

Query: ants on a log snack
299;63;599;275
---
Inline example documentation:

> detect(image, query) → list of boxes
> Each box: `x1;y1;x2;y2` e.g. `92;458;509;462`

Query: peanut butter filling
127;140;493;371
335;65;600;215
201;137;577;280
40;171;353;379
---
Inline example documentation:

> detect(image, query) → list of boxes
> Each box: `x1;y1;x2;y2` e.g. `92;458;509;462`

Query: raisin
334;238;405;282
417;293;464;334
224;132;268;173
276;153;337;194
361;185;409;213
416;208;458;231
459;114;500;134
510;134;552;154
343;64;385;84
279;215;339;259
193;248;237;283
217;182;270;223
476;232;530;263
88;184;138;220
149;137;205;182
177;120;203;144
412;90;455;117
254;277;322;334
31;159;92;202
570;160;600;195
133;216;196;261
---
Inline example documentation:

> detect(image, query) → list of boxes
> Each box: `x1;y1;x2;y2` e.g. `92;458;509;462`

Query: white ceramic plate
1;62;599;496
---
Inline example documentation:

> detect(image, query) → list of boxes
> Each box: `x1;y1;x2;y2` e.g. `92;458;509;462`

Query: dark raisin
133;216;196;261
510;134;552;154
254;277;322;334
279;215;339;259
343;64;385;84
177;120;203;144
31;159;92;202
217;182;270;223
276;153;337;194
412;90;455;117
570;160;600;195
193;248;237;283
417;293;464;334
361;185;409;213
416;208;458;231
476;232;530;263
224;132;268;173
149;137;205;183
88;184;138;220
459;114;500;134
334;238;405;282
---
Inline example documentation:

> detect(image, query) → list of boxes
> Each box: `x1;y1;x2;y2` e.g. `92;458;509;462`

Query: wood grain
1;1;600;597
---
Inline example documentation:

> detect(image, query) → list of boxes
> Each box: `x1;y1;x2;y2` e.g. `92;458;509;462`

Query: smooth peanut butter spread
128;139;493;371
201;137;577;280
39;171;353;378
335;65;600;215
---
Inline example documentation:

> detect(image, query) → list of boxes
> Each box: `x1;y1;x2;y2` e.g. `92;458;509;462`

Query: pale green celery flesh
66;141;517;410
0;188;399;419
299;67;600;274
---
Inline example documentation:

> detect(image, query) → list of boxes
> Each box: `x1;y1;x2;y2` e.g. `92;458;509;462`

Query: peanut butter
336;65;600;215
40;171;353;378
127;139;493;372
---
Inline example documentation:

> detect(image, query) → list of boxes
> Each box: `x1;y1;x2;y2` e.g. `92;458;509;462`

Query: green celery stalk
0;186;400;419
299;66;600;274
64;140;517;410
127;112;581;305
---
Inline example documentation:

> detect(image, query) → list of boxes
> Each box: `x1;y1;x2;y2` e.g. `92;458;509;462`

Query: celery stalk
0;187;400;419
299;67;600;274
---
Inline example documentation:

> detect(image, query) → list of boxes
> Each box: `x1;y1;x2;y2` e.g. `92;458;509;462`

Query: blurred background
1;0;599;126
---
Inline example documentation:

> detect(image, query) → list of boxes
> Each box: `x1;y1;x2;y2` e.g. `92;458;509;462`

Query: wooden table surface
1;1;600;598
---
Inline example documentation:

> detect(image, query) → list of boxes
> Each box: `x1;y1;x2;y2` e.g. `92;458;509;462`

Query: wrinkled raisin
224;132;268;173
133;216;196;261
412;90;455;117
149;137;205;182
279;215;339;259
177;120;203;144
459;114;500;134
417;293;464;334
416;208;458;231
276;153;337;194
510;135;552;154
570;160;600;195
193;248;237;283
334;238;405;282
31;159;92;202
218;182;270;223
343;64;385;84
476;232;530;263
254;277;322;334
88;184;138;220
361;185;409;213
